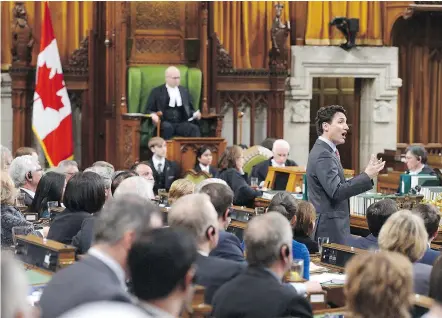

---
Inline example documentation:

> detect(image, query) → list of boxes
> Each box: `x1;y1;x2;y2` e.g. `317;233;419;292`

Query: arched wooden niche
392;12;442;144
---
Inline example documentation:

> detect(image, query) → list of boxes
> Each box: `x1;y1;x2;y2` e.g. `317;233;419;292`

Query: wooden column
200;2;209;114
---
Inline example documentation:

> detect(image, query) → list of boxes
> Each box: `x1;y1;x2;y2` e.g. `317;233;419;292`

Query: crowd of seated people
2;140;442;318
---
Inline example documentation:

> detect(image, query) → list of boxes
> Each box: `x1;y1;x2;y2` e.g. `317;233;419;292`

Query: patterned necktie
335;149;340;161
157;163;163;173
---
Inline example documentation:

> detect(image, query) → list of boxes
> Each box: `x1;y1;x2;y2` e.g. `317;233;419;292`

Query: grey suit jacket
39;255;132;318
413;262;432;296
306;139;373;244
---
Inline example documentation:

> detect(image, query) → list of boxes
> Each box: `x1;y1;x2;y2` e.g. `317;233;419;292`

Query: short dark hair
315;105;347;136
63;171;106;213
199;183;233;218
268;192;299;222
129;161;150;172
15;147;36;158
195;146;211;165
111;170;138;195
412;203;441;239
429;255;442;303
366;199;398;237
261;138;276;151
128;227;197;301
30;172;66;217
406;145;428;164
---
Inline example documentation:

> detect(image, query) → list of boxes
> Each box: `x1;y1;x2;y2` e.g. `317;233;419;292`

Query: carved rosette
289;99;310;123
67;37;89;69
215;35;233;70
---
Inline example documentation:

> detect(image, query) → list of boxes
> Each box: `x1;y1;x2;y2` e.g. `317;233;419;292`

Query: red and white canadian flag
32;2;73;167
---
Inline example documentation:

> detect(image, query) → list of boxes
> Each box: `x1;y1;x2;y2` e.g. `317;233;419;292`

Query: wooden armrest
201;113;223;119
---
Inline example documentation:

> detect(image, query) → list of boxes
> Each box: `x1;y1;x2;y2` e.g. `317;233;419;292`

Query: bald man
146;66;201;140
251;139;297;190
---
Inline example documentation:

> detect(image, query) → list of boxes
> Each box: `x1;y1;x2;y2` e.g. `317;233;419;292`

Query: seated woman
194;146;218;177
30;171;66;219
168;179;194;206
405;145;435;175
345;251;413;318
423;256;442;318
378;209;432;296
1;171;39;246
47;172;105;245
218;146;262;207
293;201;319;253
268;192;310;280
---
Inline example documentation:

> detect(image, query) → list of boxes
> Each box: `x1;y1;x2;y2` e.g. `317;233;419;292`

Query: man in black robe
145;66;201;140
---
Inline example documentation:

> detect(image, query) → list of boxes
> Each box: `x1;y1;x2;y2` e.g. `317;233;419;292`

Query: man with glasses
9;155;43;206
146;66;201;140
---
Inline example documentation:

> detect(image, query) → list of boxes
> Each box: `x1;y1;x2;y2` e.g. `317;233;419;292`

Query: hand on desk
305;280;323;294
151;113;159;125
364;154;385;179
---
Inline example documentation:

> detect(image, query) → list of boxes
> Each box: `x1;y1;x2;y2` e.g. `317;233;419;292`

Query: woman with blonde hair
345;251;413;318
168;179;195;205
293;200;318;253
218;145;262;207
378;209;432;296
1;171;35;246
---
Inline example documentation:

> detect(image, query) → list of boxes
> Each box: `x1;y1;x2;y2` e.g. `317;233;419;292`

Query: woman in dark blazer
30;171;66;219
194;146;218;177
218;145;262;207
47;172;105;245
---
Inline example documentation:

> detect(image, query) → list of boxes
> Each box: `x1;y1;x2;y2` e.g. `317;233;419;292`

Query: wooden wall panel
289;1;308;45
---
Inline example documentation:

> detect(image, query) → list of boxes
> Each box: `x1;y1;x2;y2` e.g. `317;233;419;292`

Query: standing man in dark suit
146;66;201;140
251;139;298;190
307;105;385;244
212;212;313;318
147;137;180;194
39;194;163;318
199;182;246;263
168;193;246;304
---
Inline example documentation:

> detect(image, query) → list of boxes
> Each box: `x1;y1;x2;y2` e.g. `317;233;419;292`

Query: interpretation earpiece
27;171;33;180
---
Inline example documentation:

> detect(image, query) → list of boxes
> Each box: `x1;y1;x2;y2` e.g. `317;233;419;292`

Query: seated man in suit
199;183;246;263
405;145;435;175
147;137;180;194
251;139;297;190
413;203;441;266
128;227;198;317
39;194;162;318
346;199;397;250
8;155;43;206
146;66;201;140
130;161;154;181
212;212;313;318
168;193;246;304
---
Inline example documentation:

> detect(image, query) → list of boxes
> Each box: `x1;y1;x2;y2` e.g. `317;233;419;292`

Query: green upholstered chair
127;65;202;148
183;169;211;185
242;145;273;175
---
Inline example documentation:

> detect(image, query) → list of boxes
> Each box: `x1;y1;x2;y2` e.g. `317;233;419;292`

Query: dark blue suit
210;230;246;263
418;247;440;266
345;234;378;250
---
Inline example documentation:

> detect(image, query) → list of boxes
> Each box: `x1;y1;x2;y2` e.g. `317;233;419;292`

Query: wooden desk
263;166;305;192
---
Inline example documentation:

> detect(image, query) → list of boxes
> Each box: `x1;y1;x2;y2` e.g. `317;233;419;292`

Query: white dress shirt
409;165;424;175
199;163;210;173
271;159;285;168
166;84;182;107
20;187;35;198
318;136;337;153
88;247;127;291
152;156;166;173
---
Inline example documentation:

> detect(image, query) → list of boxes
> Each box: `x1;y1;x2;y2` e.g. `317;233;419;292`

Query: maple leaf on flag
35;63;65;111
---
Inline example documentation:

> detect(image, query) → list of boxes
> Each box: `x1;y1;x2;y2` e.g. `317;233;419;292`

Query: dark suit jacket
195;253;246;304
145;84;195;120
210;230;246;263
194;163;218;178
72;216;96;254
39;255;132;318
307;139;373;244
20;188;34;207
251;158;298;190
418;247;440;266
413;262;432;296
293;232;319;254
47;209;91;245
212;266;313;318
147;158;180;193
345;233;378;250
219;168;262;207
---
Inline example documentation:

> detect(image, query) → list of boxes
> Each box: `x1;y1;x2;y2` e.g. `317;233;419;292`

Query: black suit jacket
72;216;96;254
145;84;195;120
212;266;312;318
219;168;262;207
20;188;34;207
147;158;180;193
293;232;319;254
306;139;373;244
47;209;91;245
210;230;246;263
39;255;132;318
194;163;218;178
195;253;245;304
251;158;298;190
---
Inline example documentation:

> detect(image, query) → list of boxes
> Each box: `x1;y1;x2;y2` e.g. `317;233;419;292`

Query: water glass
289;259;304;281
250;177;259;189
12;226;31;246
15;193;26;208
318;237;330;254
158;189;167;205
254;207;265;215
47;201;58;219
